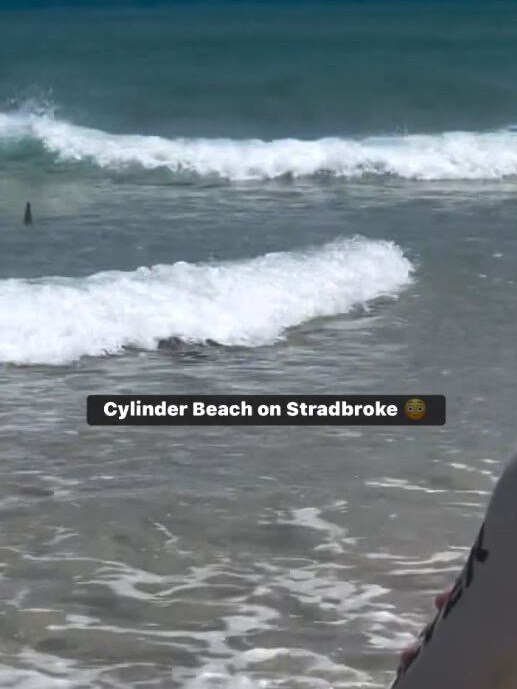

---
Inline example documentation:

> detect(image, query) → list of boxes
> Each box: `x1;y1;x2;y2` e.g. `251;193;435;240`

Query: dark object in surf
23;202;33;226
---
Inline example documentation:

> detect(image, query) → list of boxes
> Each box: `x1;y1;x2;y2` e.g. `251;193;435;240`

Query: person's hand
397;588;452;672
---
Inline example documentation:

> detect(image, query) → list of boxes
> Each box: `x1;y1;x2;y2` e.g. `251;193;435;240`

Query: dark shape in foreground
23;202;33;226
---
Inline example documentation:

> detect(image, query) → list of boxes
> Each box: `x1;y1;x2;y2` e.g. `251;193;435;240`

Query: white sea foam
0;237;412;365
2;111;517;180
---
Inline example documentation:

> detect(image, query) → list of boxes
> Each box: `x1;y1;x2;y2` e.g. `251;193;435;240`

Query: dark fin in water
23;202;33;226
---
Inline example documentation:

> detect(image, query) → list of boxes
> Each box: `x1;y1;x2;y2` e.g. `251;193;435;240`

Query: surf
3;110;517;181
0;237;412;365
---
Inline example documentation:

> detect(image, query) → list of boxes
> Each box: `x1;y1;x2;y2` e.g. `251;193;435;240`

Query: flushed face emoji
404;397;426;421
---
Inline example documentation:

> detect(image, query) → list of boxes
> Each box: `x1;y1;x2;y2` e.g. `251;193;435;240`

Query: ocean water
1;1;517;687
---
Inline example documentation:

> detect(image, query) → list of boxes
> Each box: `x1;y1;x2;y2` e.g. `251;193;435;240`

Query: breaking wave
0;237;413;365
2;111;517;181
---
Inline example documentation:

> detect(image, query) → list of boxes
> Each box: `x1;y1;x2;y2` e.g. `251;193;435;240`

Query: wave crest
2;111;517;180
0;238;412;365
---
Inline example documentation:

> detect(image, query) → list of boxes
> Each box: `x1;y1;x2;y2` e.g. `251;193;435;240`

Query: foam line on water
2;111;517;180
0;237;412;365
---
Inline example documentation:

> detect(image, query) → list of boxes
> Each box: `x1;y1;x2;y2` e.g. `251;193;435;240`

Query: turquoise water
4;2;517;138
1;3;517;688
